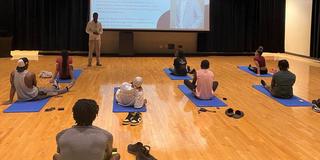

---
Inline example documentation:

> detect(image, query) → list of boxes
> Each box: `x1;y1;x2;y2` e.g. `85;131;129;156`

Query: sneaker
130;112;142;126
127;142;144;155
312;104;320;113
122;112;134;125
261;80;266;86
136;145;157;160
52;79;60;89
96;63;102;66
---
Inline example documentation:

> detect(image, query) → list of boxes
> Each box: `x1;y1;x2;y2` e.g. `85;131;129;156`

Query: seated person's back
184;60;218;100
55;99;115;160
57;126;112;160
196;68;214;100
271;68;296;99
173;53;187;75
171;45;188;76
12;58;38;101
116;77;145;108
56;50;73;79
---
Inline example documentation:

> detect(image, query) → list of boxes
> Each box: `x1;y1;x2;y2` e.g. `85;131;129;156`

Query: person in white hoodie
115;77;146;126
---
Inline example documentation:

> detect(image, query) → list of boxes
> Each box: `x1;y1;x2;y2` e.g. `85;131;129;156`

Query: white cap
132;77;143;88
17;59;26;68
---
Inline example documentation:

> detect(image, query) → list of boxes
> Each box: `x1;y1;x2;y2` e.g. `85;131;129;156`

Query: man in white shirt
86;12;103;67
171;0;204;29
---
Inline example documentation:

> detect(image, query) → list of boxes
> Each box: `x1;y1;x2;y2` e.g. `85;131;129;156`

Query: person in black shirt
169;45;191;76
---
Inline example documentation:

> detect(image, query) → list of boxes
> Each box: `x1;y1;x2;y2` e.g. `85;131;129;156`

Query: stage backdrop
11;0;285;53
198;0;286;53
12;0;89;51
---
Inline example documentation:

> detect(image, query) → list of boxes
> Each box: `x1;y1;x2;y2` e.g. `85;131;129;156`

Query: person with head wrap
115;76;146;126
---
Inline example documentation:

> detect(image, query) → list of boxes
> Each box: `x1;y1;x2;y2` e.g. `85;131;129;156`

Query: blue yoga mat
163;68;192;80
4;98;50;113
238;66;273;77
253;85;312;107
58;69;82;83
178;85;227;107
113;88;147;113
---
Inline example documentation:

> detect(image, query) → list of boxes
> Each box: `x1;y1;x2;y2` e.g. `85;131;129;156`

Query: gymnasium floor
0;53;319;160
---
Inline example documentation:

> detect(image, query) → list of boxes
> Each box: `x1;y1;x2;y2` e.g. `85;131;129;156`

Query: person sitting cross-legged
53;99;120;160
261;59;296;99
184;60;218;100
50;50;74;83
115;77;147;126
169;45;191;76
3;57;73;105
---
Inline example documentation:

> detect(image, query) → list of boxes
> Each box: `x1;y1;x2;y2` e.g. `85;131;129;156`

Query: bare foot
2;100;13;105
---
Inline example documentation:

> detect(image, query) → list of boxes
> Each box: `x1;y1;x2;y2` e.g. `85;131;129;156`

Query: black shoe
96;63;102;66
122;112;134;125
233;110;244;119
127;142;144;155
261;80;267;86
136;145;157;160
312;104;320;113
225;108;234;117
130;112;142;126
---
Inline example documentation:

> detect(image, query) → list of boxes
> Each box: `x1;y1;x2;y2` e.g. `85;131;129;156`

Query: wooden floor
0;54;320;160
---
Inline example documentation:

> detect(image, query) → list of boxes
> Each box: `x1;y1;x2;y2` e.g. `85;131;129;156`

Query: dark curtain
198;0;286;53
311;0;320;58
12;0;89;51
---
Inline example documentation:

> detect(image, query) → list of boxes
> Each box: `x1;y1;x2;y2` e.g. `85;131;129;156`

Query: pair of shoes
128;142;157;160
122;112;142;126
225;108;244;119
261;80;267;86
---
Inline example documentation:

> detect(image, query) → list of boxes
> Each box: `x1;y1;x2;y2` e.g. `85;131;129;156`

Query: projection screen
90;0;210;31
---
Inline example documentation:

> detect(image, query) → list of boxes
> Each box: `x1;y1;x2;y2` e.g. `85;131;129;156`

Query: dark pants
169;68;188;76
184;80;219;92
248;66;268;74
33;87;68;101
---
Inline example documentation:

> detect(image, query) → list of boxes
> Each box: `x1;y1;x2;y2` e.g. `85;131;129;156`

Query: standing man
86;12;103;67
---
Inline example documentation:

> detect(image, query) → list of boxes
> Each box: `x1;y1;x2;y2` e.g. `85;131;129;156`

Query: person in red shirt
51;50;74;83
248;46;268;75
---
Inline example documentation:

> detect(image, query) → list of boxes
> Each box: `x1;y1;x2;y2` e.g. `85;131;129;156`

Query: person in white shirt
116;77;146;109
86;12;103;67
171;0;204;29
115;77;147;126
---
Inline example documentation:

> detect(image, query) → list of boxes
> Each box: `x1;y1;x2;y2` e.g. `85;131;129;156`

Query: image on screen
90;0;210;31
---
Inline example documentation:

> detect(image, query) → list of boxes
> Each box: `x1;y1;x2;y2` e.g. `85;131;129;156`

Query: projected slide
90;0;210;31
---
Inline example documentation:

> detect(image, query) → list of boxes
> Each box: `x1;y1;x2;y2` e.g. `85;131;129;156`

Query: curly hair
72;99;99;126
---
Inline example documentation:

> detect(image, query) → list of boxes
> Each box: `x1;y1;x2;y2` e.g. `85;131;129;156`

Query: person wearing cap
115;77;146;126
86;12;103;67
248;46;268;75
4;57;73;104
